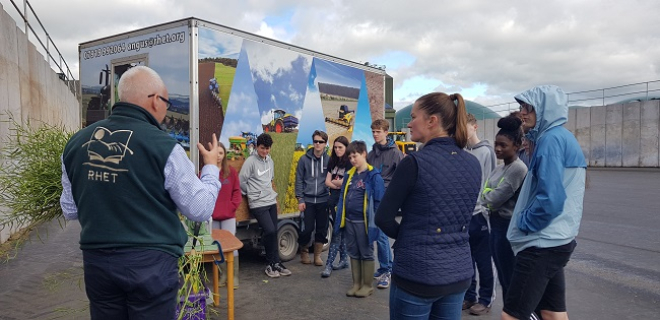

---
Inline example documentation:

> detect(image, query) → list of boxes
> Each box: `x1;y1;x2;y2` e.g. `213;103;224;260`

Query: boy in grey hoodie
463;114;497;316
239;133;291;278
295;130;330;266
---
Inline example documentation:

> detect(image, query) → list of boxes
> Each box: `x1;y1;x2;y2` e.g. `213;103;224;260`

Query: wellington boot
321;264;332;278
314;243;324;266
346;259;362;297
300;246;311;264
232;256;239;289
355;260;375;297
218;262;228;288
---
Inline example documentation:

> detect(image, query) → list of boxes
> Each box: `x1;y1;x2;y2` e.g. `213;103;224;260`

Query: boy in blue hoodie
503;85;587;320
335;141;385;298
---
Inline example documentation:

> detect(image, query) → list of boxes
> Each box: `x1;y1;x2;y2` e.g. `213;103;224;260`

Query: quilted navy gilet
392;137;482;286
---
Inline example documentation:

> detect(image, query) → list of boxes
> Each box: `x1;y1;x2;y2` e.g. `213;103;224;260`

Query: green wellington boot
355;260;375;297
233;256;239;289
218;262;228;287
346;259;362;297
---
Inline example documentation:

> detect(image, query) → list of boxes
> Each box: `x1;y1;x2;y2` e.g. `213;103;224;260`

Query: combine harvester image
325;104;354;129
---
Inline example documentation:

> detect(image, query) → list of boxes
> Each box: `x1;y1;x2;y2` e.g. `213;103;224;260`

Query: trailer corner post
189;18;200;174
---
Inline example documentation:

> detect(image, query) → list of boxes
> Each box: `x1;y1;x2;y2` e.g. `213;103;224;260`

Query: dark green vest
63;103;186;257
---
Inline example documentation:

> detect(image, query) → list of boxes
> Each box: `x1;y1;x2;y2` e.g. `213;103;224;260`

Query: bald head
117;66;166;107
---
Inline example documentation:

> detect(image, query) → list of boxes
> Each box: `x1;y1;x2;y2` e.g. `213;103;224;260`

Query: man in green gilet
60;66;222;320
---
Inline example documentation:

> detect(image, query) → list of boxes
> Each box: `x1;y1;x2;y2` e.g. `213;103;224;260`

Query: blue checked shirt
60;144;221;222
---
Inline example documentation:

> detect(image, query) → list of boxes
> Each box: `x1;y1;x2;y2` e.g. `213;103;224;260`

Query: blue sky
198;28;242;60
219;44;262;146
351;75;375;151
296;59;325;146
241;40;311;126
314;59;363;89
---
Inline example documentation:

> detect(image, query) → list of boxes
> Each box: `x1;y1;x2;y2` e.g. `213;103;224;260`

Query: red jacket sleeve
230;167;242;213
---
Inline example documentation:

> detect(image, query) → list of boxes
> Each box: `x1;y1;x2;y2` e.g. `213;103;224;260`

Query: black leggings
251;204;279;264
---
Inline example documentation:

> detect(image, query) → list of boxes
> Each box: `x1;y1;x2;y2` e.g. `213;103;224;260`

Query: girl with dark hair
375;92;482;319
479;115;528;299
321;136;352;278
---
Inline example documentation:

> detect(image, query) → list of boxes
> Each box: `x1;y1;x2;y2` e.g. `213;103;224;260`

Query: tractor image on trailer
262;109;299;133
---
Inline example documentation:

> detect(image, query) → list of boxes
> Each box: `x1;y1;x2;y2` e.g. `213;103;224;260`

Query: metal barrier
487;80;660;113
6;0;78;97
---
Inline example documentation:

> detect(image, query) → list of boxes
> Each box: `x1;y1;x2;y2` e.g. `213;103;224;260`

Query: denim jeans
464;213;495;306
390;281;465;320
376;229;393;274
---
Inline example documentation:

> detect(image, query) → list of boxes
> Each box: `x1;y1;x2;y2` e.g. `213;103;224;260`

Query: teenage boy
367;119;403;289
334;141;385;298
296;130;330;266
239;133;291;278
463;113;498;315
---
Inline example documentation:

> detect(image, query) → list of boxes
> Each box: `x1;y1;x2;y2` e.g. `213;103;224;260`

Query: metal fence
6;0;78;97
487;80;660;115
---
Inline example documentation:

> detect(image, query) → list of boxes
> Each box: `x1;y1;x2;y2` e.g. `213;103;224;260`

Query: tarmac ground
1;168;659;319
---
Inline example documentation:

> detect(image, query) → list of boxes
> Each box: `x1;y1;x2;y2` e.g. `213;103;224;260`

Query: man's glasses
148;94;172;110
313;140;326;144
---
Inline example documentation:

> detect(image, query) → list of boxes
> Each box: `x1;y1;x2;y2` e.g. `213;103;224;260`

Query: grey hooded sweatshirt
295;148;329;204
466;139;496;215
239;152;278;209
367;139;404;189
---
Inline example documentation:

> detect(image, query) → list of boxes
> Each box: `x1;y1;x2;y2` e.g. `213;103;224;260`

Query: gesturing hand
198;133;219;166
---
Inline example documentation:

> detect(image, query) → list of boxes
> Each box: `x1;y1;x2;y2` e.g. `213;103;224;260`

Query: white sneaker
265;264;280;278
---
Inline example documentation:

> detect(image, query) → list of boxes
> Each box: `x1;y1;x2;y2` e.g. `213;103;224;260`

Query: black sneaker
265;264;280;278
273;262;292;276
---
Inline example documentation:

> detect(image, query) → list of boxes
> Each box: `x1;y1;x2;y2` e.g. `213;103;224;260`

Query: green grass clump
0;115;73;230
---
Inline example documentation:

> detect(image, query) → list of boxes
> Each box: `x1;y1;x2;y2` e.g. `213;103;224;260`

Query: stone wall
0;4;80;243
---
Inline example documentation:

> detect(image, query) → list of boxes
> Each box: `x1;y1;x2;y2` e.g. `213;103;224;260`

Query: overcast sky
3;0;660;110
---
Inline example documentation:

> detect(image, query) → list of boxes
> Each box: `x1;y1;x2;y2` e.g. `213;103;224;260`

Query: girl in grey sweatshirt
479;115;528;299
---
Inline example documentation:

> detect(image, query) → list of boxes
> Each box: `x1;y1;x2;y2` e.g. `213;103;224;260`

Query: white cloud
10;0;660;109
243;40;310;84
261;110;272;126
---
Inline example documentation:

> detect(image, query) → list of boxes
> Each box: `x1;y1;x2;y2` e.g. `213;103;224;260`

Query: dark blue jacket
393;137;481;286
333;165;385;243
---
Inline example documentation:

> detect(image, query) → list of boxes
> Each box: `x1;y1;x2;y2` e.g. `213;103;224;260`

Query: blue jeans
390;281;465;320
464;213;495;306
376;229;392;274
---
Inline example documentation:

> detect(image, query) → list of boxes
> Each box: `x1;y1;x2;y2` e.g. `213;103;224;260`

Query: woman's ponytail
452;93;468;149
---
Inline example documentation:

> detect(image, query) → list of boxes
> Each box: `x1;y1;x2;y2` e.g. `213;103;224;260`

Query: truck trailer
79;17;390;261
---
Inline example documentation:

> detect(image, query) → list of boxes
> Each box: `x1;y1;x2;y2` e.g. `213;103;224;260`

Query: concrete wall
0;4;80;243
477;101;660;168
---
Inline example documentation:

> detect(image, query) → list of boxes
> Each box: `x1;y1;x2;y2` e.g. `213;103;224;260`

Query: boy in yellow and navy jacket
333;141;385;298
